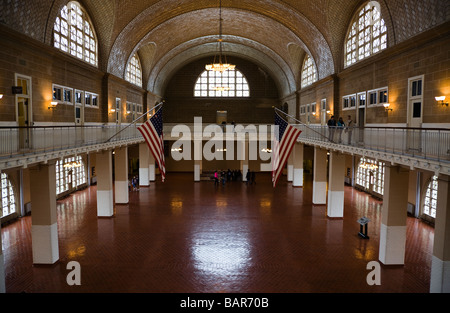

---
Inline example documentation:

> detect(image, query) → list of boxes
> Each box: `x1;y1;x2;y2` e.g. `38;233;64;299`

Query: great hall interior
0;0;449;297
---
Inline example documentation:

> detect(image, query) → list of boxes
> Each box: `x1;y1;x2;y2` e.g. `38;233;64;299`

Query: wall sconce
109;108;116;114
48;101;58;110
435;96;448;106
383;103;393;112
0;94;3;99
326;110;331;114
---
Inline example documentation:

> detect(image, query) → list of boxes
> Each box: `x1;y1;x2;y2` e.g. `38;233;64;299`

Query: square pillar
194;141;202;182
240;140;249;182
0;223;5;293
379;165;408;265
149;153;156;182
292;143;304;187
139;143;150;186
114;147;129;204
430;174;450;293
313;147;327;204
287;153;293;182
29;163;59;264
96;150;114;217
327;151;345;218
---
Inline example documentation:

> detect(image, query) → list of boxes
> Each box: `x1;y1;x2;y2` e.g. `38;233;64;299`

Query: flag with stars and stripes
272;111;302;187
138;107;166;182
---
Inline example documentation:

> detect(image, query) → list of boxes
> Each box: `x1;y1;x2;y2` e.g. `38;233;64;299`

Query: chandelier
359;162;378;171
205;0;235;74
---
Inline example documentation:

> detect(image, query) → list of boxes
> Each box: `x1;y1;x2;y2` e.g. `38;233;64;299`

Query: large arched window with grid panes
1;173;16;218
56;156;87;196
126;53;142;87
53;1;98;66
194;69;250;98
301;54;318;88
423;176;438;218
355;157;385;196
344;1;387;67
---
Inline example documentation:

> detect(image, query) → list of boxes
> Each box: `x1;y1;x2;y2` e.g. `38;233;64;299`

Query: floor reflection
190;224;252;291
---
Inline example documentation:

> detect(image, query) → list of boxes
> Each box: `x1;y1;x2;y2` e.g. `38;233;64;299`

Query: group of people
129;175;140;191
213;169;256;186
327;115;354;144
214;169;242;186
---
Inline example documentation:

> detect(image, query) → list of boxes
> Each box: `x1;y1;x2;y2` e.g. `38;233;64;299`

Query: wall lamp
383;103;393;112
0;94;3;99
48;101;58;110
109;108;116;114
435;96;448;106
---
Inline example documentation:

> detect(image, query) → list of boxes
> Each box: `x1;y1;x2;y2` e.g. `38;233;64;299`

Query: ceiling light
205;0;235;73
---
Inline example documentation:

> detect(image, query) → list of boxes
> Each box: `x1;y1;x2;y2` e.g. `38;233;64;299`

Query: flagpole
273;106;330;142
105;100;164;143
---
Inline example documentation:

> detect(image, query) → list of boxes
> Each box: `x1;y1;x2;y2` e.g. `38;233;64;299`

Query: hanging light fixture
205;0;235;74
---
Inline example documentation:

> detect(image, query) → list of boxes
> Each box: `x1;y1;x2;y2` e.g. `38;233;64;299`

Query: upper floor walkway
0;123;449;175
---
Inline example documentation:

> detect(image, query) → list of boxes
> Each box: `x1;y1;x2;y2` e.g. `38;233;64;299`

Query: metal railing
295;125;450;162
0;124;143;159
1;124;449;164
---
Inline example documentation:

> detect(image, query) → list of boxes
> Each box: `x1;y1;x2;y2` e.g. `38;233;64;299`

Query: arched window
53;1;98;66
301;54;318;88
194;68;250;98
355;157;385;195
423;176;438;218
1;173;16;218
126;53;143;87
344;1;387;67
56;156;87;196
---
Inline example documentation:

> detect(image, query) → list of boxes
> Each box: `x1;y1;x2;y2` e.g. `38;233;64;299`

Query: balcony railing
0;125;143;159
295;125;450;162
1;124;449;164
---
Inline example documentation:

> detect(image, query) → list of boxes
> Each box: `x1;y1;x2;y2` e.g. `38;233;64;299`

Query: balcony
0;124;449;174
0;125;144;169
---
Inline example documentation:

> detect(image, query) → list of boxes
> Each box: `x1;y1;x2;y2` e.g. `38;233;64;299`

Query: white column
327;151;345;218
287;154;293;182
30;163;59;264
292;143;304;187
114;147;129;204
240;139;249;182
0;223;5;293
149;153;156;182
96;150;114;217
379;165;408;265
139;143;150;186
313;147;327;204
194;141;202;182
430;175;450;293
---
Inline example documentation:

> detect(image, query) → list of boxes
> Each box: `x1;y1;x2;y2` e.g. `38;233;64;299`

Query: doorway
15;74;32;150
407;75;424;151
356;92;366;144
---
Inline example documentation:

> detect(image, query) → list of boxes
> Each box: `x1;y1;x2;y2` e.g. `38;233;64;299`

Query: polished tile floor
2;173;434;293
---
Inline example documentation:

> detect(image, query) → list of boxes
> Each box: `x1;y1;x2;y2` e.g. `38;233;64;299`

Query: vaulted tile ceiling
1;0;448;97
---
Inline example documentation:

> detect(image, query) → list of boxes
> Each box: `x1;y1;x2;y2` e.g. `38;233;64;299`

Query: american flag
272;111;302;187
138;107;166;182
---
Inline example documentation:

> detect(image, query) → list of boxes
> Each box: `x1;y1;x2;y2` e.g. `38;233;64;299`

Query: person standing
246;170;251;185
327;115;336;142
346;115;354;145
337;117;345;143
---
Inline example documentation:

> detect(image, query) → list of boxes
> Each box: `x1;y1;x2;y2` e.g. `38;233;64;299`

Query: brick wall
163;57;279;124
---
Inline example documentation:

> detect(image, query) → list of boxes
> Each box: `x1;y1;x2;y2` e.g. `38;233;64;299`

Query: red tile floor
2;173;434;293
